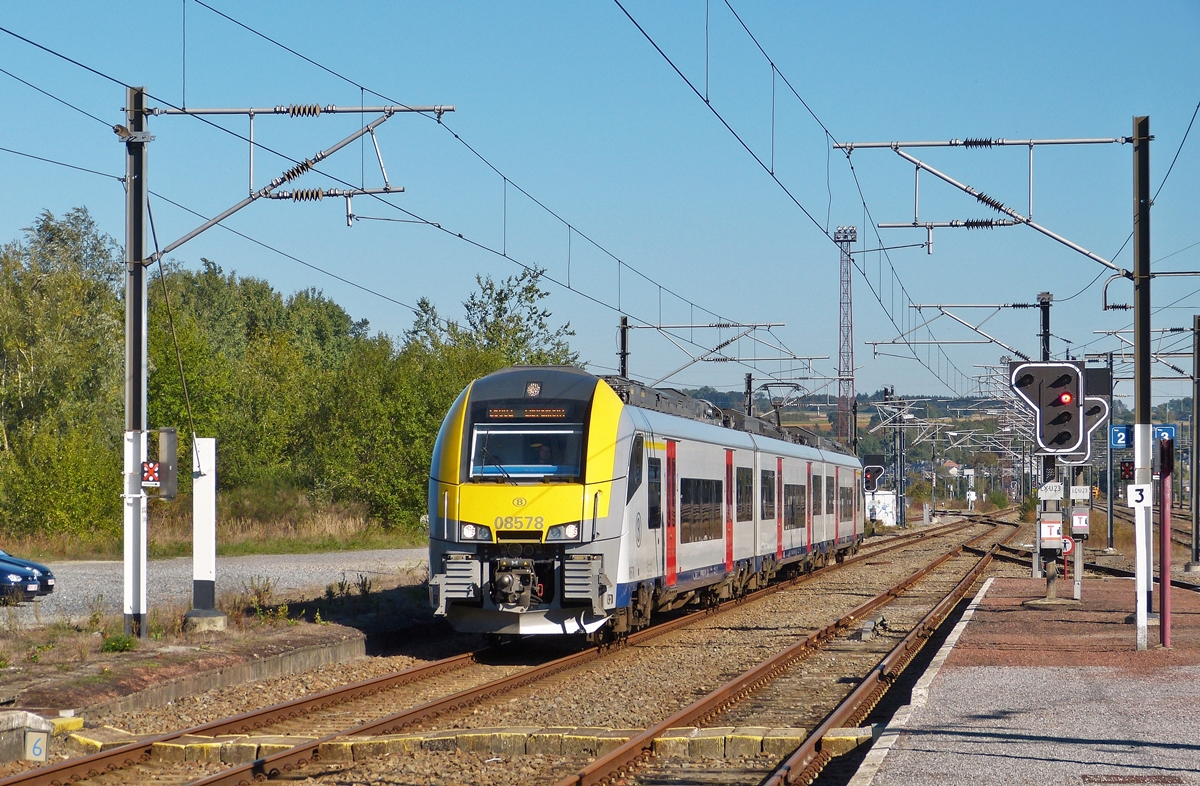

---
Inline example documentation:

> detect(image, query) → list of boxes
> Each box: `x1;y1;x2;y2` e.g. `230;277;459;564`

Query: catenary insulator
288;104;322;117
962;137;994;148
975;191;1006;212
291;188;324;202
964;219;996;229
281;159;314;183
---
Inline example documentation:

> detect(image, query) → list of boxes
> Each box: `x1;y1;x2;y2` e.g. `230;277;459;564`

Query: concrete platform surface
858;577;1200;786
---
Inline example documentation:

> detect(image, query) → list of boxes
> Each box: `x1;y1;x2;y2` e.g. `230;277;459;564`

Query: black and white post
122;86;149;638
1131;115;1152;651
185;438;226;630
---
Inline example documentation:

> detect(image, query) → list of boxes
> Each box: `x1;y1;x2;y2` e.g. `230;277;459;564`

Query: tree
0;208;123;537
409;267;578;366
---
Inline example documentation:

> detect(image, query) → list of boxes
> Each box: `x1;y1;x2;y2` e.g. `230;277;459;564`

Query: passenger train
428;365;867;637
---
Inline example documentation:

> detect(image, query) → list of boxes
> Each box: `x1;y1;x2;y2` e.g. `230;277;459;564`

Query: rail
551;519;1016;786
1;516;986;786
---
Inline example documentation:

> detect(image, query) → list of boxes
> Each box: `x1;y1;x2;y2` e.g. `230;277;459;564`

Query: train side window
680;477;722;543
647;458;662;529
784;484;805;530
627;435;644;502
736;467;753;522
761;469;776;520
811;475;823;516
826;476;836;516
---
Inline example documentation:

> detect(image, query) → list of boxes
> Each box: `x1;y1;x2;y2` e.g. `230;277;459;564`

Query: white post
1134;422;1152;650
122;430;148;634
185;438;226;631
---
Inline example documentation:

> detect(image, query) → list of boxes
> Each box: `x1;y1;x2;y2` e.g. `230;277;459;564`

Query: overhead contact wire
189;1;734;330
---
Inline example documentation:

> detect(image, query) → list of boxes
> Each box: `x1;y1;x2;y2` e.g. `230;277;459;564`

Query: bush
987;490;1010;509
100;633;136;653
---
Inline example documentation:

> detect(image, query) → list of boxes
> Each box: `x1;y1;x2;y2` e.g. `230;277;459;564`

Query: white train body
428;366;865;636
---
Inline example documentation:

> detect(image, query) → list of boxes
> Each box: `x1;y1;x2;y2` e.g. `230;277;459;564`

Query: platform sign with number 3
1126;484;1152;507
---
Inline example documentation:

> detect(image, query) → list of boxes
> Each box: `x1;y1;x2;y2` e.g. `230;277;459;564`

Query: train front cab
428;366;627;636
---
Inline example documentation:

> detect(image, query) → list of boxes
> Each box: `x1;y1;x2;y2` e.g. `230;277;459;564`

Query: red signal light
1058;392;1074;405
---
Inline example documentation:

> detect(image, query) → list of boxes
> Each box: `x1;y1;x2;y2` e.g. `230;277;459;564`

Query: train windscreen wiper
480;434;516;485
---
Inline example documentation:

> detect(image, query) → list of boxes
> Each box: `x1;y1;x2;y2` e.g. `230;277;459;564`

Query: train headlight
459;523;492;541
546;522;581;541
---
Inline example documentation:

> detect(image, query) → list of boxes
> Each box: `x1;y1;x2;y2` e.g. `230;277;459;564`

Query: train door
776;457;783;560
646;451;664;578
826;467;836;544
724;450;734;573
763;458;782;561
811;465;823;548
734;456;755;562
665;439;678;587
806;462;814;553
780;460;806;558
625;433;659;583
835;467;841;544
854;469;860;541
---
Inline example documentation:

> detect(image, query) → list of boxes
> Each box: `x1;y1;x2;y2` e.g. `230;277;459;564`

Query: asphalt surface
858;576;1200;786
6;548;429;626
871;664;1200;785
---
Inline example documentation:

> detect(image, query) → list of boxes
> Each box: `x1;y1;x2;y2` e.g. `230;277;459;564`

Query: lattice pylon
835;226;857;445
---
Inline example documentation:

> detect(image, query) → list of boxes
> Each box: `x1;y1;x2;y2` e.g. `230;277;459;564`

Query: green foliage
0;209;123;538
0;210;578;543
100;633;136;653
1018;494;1037;522
987;489;1010;509
907;479;931;503
408;266;578;366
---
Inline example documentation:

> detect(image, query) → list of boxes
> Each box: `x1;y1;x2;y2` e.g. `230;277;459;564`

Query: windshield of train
470;424;585;479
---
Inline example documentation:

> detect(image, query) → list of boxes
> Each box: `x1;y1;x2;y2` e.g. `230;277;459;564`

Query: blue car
0;562;42;603
0;549;55;595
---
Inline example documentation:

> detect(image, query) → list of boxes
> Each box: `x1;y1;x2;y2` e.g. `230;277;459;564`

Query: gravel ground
412;524;995;733
87;523;986;742
6;518;1008;786
7;548;428;626
294;750;589;785
98;652;431;733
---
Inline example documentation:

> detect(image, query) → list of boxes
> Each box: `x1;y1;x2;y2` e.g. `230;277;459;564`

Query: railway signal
1120;460;1135;480
140;428;178;500
863;455;886;492
1060;395;1111;465
1009;361;1085;454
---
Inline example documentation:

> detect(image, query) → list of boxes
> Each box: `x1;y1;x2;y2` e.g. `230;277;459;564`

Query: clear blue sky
2;1;1197;404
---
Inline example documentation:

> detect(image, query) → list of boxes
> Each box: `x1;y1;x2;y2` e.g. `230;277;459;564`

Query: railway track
1110;503;1194;550
2;518;985;786
983;540;1200;590
550;516;1017;786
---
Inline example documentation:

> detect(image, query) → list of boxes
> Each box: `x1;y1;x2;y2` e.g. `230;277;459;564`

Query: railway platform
851;576;1200;786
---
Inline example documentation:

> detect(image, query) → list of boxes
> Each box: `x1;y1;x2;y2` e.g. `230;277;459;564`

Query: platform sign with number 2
1127;484;1152;507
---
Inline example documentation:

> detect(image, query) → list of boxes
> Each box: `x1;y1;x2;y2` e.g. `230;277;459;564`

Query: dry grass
5;488;426;562
1091;503;1193;564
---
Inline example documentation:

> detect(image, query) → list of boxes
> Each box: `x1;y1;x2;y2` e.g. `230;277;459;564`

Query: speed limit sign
1062;535;1075;556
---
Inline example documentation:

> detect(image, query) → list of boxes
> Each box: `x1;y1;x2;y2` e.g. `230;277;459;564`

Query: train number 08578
494;516;545;530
